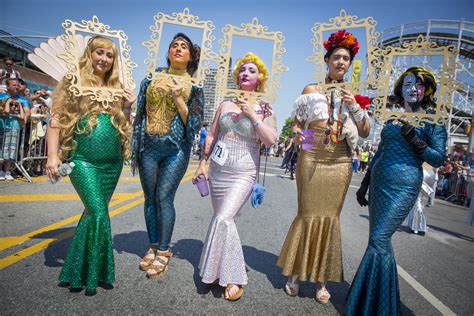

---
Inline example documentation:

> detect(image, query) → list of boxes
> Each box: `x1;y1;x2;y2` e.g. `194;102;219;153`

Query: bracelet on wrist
253;119;262;128
349;104;361;113
352;110;365;122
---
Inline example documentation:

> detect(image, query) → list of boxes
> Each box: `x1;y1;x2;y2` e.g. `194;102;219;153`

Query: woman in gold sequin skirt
277;30;370;304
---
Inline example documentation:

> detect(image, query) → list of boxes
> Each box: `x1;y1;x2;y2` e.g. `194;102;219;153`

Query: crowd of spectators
0;57;52;181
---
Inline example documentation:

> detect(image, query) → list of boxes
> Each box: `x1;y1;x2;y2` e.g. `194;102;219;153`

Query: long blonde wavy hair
52;36;131;160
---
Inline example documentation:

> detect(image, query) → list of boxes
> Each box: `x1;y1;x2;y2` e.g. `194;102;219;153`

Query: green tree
280;117;294;140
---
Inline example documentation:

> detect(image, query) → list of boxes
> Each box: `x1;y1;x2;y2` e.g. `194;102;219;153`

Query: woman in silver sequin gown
193;53;277;301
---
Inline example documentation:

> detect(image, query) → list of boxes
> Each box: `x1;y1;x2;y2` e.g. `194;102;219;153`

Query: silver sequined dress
199;112;260;286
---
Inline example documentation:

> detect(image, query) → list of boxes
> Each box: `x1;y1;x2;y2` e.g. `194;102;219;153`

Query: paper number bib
210;140;229;166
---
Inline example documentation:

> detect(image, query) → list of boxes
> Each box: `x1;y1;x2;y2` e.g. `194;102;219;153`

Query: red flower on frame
354;94;371;109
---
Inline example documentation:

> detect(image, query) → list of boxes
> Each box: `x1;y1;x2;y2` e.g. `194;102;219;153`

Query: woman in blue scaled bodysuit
345;67;447;315
132;33;203;279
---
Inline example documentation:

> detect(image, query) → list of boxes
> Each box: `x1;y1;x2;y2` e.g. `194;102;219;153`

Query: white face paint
402;74;425;104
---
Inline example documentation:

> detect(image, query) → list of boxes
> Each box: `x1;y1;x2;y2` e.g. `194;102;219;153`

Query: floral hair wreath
323;30;360;57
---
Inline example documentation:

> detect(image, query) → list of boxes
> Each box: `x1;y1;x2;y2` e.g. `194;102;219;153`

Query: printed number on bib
210;140;229;166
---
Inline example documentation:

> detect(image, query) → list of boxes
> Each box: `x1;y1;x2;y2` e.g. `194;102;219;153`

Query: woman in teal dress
345;67;447;315
45;36;136;296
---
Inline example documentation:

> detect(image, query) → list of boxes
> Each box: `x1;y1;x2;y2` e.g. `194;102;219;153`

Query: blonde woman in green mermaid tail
45;36;136;296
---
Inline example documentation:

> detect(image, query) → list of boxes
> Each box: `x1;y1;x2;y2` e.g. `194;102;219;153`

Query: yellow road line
0;196;134;252
15;164;199;183
0;168;196;269
0;168;196;251
122;161;199;168
0;192;139;203
0;197;145;269
16;176;143;183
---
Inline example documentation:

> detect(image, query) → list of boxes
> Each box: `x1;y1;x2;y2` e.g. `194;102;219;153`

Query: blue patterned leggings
138;134;191;251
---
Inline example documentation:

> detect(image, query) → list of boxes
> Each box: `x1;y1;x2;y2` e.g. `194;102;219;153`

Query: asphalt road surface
1;157;473;315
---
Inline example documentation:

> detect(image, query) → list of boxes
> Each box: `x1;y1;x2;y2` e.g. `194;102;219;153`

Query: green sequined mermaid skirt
59;114;123;290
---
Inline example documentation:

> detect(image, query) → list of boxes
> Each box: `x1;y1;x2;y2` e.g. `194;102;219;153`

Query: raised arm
203;101;226;160
255;103;278;147
130;78;150;175
421;124;447;168
192;101;225;182
184;86;204;143
45;78;68;181
400;120;447;168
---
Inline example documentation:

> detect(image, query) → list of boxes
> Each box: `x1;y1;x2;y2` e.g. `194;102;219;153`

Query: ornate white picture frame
214;18;288;104
60;16;136;105
142;8;216;87
373;35;459;127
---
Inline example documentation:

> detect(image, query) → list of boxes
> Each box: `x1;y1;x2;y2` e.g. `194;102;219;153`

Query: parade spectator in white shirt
0;57;21;92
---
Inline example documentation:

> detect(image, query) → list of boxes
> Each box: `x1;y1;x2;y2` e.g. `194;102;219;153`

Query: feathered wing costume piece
28;34;90;81
27;34;131;88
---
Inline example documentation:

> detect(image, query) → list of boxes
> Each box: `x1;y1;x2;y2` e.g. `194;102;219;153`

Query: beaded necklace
325;90;344;144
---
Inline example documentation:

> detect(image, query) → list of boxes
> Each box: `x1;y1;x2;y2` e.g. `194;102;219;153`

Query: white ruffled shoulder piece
291;92;329;122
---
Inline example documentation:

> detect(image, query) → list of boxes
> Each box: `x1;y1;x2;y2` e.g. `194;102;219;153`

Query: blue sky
2;0;473;130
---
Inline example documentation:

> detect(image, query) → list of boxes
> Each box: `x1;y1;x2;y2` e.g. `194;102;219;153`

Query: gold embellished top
145;68;191;135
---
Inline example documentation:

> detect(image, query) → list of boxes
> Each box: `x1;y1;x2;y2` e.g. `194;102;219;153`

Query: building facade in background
0;30;56;91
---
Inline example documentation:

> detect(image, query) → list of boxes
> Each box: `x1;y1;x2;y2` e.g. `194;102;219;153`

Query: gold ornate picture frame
215;18;288;104
142;8;215;87
60;16;136;104
307;10;380;93
373;35;459;127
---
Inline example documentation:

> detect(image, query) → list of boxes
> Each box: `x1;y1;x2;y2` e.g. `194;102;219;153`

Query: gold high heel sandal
316;287;331;304
139;247;156;271
146;250;173;279
225;284;243;301
284;275;299;297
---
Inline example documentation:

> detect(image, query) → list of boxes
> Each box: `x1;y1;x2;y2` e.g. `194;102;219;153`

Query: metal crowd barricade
444;170;469;205
436;174;445;193
0;114;30;181
18;114;48;183
456;173;468;204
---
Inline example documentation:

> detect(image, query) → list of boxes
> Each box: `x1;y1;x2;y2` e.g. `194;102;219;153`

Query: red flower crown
323;30;360;57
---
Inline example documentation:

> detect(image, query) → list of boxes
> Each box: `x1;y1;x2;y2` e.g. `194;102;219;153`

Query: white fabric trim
292;92;353;123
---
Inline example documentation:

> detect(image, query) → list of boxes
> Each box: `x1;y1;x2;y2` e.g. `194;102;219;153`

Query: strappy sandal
146;250;173;279
139;247;156;271
316;287;331;304
284;282;299;297
284;275;299;297
225;284;243;301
